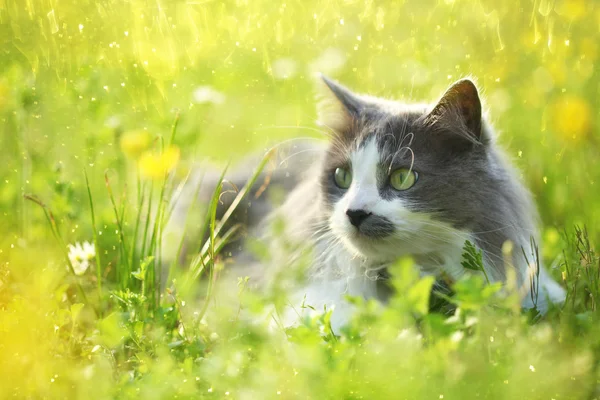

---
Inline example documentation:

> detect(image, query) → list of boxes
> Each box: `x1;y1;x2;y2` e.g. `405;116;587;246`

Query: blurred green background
1;0;598;246
1;1;600;398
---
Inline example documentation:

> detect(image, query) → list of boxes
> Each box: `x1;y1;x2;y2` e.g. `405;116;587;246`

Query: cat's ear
425;79;483;146
316;74;364;133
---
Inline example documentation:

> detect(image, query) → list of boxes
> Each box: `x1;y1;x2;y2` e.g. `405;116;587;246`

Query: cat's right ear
316;74;363;133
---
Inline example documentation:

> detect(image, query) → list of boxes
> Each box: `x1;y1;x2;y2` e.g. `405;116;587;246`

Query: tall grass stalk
207;148;276;249
157;113;180;300
84;168;103;309
195;169;225;320
23;194;92;311
143;115;180;308
129;172;145;280
187;168;228;282
105;171;131;289
140;180;154;269
165;170;205;287
189;147;276;283
185;147;275;321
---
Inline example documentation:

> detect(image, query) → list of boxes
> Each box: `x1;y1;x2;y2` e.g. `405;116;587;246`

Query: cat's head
318;76;495;265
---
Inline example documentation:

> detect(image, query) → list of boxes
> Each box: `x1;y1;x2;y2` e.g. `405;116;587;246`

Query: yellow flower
139;146;180;179
120;130;152;159
550;95;592;143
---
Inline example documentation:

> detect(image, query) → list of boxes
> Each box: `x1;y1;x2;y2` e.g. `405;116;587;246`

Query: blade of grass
105;171;130;289
23;194;93;312
187;167;228;280
167;112;180;147
203;148;275;253
163;168;199;231
145;113;180;308
146;138;168;308
185;147;275;321
204;170;219;318
191;147;275;277
139;177;155;293
118;182;129;287
84;168;103;310
195;225;242;321
129;172;146;278
159;112;181;288
190;223;242;282
166;171;205;287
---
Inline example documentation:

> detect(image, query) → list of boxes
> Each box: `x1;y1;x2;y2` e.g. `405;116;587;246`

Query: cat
164;76;566;332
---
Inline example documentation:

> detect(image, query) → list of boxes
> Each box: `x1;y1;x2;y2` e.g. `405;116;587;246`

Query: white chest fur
288;273;378;333
281;228;466;333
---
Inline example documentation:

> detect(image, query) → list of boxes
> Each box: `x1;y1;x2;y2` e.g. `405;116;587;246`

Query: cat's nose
346;209;372;227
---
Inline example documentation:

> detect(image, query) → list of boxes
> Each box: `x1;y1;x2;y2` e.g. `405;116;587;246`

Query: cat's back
162;138;327;269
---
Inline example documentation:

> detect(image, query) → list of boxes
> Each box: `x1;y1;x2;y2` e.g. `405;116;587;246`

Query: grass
1;0;600;398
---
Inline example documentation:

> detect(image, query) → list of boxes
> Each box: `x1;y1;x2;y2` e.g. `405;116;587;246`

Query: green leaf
98;312;128;349
461;240;490;283
407;276;435;316
461;240;484;271
70;303;85;323
389;256;419;293
132;255;154;281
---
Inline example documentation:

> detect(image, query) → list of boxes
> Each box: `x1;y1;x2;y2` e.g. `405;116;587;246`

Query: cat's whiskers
411;217;536;263
277;148;322;168
387;146;415;175
388;222;507;271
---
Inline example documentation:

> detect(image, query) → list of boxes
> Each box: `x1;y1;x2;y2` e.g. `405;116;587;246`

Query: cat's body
166;77;565;332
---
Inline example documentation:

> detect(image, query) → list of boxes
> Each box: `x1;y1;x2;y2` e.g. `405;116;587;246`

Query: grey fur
165;76;565;314
161;139;325;270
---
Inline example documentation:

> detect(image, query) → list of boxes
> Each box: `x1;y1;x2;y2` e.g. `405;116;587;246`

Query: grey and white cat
166;76;565;332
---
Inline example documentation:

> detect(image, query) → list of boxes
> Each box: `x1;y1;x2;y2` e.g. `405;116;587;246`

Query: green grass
2;0;600;398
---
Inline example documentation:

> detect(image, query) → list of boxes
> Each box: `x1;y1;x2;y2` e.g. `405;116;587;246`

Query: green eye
390;168;418;191
334;167;352;189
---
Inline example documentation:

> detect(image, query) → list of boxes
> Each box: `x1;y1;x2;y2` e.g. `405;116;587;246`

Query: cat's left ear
425;79;483;144
316;74;365;133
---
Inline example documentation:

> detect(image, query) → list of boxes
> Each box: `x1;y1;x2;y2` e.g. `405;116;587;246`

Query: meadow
1;0;600;398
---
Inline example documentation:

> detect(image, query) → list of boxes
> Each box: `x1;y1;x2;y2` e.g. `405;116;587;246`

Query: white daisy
67;241;96;276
